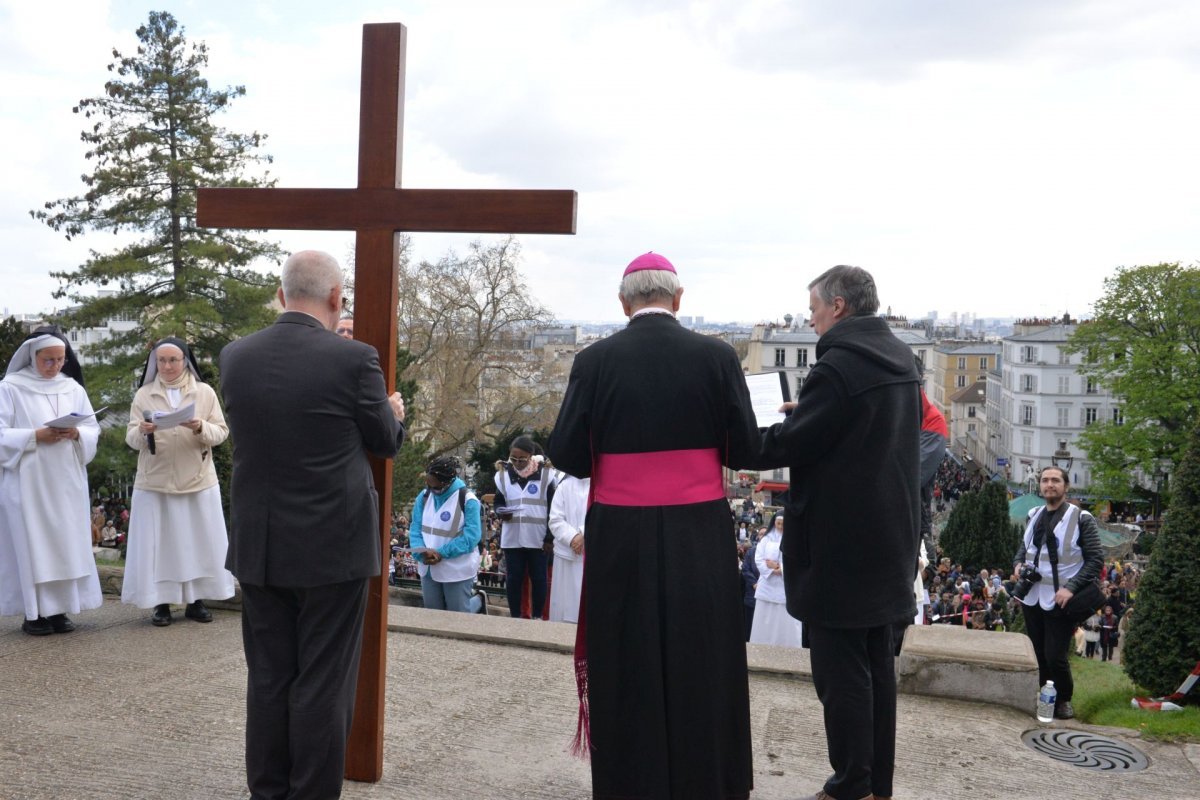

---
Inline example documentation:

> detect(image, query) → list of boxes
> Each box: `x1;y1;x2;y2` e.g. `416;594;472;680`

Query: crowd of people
89;497;130;549
932;458;986;512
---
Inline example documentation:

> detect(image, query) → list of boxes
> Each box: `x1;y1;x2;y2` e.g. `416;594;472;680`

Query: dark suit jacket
219;311;405;587
740;542;759;608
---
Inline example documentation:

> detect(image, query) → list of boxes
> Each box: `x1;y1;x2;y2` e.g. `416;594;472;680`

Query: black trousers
503;547;547;618
807;622;897;800
1021;603;1076;701
240;579;370;800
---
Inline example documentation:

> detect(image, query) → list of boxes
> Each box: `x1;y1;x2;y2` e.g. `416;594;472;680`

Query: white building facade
741;320;934;496
999;324;1118;492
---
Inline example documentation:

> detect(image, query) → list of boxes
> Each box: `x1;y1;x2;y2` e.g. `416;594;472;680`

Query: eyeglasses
38;356;66;366
335;327;354;335
157;357;184;365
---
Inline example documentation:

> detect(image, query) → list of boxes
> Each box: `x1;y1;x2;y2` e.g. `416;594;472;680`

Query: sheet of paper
745;372;788;428
152;402;196;430
45;407;108;428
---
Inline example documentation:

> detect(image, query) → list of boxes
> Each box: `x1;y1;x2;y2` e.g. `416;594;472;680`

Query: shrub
1122;420;1200;697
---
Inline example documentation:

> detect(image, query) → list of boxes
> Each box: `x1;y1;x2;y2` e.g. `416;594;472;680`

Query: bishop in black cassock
548;252;760;800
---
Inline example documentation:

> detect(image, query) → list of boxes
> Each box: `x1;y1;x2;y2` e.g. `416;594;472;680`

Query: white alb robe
547;475;588;623
0;370;102;620
749;530;803;648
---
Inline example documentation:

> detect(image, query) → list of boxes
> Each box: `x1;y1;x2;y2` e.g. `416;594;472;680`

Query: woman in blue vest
493;436;556;619
409;456;482;613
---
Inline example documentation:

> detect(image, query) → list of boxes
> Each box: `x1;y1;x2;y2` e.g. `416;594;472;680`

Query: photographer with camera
1012;466;1103;719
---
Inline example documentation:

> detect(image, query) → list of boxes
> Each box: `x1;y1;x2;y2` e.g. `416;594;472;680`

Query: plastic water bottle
1037;680;1057;723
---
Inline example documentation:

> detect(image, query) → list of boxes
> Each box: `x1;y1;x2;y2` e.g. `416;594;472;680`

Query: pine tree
1123;420;1200;696
32;11;281;406
940;481;1021;572
0;317;26;372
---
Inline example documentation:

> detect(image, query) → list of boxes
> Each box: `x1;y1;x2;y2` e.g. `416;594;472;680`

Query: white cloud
1;0;1198;325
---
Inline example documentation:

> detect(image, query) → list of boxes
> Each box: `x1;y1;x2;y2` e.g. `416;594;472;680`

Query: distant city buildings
7;294;1117;494
5;291;137;365
930;342;1002;423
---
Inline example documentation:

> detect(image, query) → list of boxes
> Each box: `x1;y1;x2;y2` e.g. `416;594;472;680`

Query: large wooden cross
196;22;576;782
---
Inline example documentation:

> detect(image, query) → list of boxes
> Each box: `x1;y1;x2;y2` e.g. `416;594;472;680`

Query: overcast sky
2;0;1198;324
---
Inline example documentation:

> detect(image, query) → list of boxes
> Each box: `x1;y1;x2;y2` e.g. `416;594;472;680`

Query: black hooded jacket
753;314;922;628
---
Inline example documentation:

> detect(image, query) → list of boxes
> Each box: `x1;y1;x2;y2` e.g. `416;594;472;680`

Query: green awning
1009;494;1044;523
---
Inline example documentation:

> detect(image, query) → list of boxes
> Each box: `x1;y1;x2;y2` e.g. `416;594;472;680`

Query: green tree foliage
391;346;430;518
87;425;138;503
1122;420;1200;696
32;11;281;409
939;481;1022;572
0;317;27;372
1065;263;1200;501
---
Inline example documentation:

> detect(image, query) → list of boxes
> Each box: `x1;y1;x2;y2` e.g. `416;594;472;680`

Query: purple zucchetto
622;252;676;277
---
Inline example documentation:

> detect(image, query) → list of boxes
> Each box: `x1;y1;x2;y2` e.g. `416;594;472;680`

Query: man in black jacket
1012;466;1103;719
755;265;921;800
220;250;406;800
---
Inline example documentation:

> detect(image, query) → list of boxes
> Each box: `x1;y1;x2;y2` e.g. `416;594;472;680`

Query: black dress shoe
185;600;213;623
1054;701;1075;720
48;614;76;633
151;604;172;627
21;617;53;636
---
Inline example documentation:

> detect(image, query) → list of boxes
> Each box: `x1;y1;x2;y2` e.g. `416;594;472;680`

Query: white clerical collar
630;307;676;320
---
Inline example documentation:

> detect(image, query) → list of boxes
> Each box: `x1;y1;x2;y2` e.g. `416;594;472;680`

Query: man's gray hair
281;250;342;303
807;265;879;316
619;269;681;306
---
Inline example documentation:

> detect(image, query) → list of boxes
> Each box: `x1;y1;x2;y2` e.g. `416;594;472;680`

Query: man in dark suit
220;249;406;800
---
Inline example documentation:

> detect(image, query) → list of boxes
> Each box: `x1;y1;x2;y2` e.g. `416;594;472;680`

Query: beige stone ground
0;598;1195;800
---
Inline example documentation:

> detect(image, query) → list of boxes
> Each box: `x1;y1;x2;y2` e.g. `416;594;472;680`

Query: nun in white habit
0;330;102;635
749;512;804;648
123;338;234;626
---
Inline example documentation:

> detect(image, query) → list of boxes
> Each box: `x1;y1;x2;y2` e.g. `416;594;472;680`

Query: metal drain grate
1021;729;1149;772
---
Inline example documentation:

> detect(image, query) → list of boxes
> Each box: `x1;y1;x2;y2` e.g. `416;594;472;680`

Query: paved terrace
0;598;1196;800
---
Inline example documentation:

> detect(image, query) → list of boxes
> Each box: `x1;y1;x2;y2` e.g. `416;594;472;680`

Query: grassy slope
1071;654;1200;741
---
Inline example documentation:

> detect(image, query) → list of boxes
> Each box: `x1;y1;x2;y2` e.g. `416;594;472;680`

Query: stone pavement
0;598;1196;800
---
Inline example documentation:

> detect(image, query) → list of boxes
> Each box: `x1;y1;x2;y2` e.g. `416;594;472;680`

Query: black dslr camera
1012;564;1042;601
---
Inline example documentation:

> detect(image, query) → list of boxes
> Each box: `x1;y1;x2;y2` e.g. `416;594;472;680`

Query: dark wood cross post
196;22;576;782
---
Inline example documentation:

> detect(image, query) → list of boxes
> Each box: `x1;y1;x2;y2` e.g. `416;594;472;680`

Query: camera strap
1032;504;1075;591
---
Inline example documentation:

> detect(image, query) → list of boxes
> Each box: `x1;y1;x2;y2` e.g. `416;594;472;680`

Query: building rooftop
950;380;988;405
1005;325;1077;343
935;342;1002;355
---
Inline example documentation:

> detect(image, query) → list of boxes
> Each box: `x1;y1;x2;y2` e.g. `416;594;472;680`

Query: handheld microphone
142;410;156;455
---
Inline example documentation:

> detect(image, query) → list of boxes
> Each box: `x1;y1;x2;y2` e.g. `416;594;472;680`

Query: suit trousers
240;579;370;800
807;622;897;800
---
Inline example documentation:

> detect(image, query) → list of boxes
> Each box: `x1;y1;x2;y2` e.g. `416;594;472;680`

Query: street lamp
1052;442;1073;473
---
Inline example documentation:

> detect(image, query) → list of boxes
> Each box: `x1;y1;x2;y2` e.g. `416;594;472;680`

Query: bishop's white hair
618;269;681;306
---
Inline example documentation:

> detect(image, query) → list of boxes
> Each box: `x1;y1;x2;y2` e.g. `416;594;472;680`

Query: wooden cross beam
196;22;576;782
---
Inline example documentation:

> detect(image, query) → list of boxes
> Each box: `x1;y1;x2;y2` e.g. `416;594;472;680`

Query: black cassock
548;312;760;800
